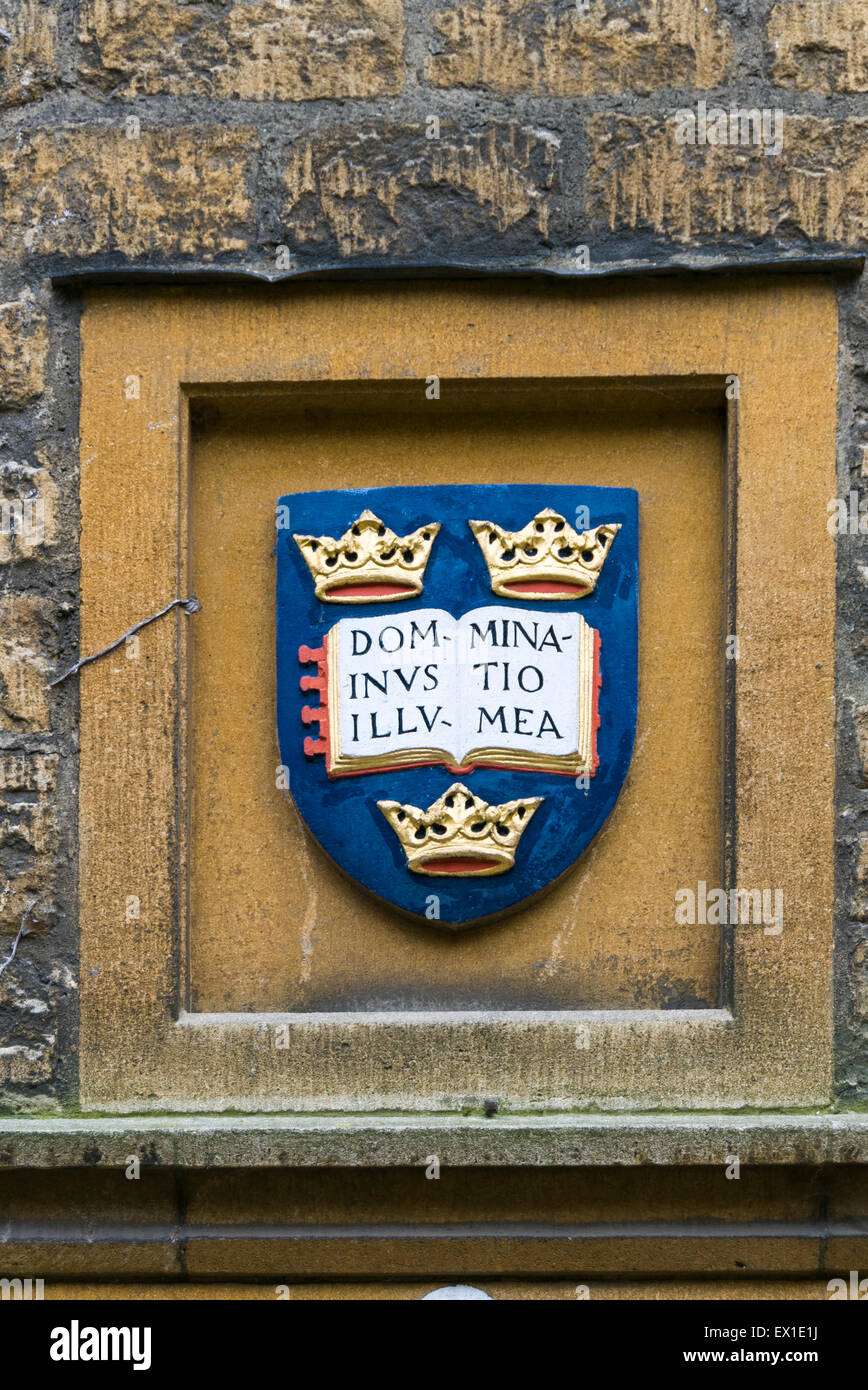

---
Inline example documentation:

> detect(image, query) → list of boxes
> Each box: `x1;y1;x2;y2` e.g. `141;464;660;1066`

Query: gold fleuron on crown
468;509;620;600
378;782;542;877
293;510;440;603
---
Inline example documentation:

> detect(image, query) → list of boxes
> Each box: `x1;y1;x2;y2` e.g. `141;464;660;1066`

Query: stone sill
1;1113;867;1169
50;252;866;288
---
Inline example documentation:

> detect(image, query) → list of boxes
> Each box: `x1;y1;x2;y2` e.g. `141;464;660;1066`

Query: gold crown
378;782;542;877
293;509;440;603
468;509;620;599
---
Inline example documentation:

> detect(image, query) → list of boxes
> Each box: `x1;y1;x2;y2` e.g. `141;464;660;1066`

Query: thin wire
49;596;201;687
0;899;38;979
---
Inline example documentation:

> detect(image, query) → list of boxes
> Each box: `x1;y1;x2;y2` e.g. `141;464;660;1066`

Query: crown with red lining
293;509;439;604
468;509;619;599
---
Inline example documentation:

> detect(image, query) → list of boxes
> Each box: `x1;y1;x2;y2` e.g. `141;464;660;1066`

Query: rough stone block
853;834;868;922
426;0;733;95
0;754;58;992
0;796;54;858
283;122;560;257
0;753;57;794
0;956;72;1090
769;1;868;93
0;866;55;937
0;291;48;407
78;0;403;100
0;0;58;108
588;114;868;246
0;766;57;948
0;127;255;260
0;595;52;733
0;458;57;560
855;704;868;788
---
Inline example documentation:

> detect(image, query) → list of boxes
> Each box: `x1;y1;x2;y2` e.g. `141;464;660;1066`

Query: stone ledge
47;252;867;286
1;1113;867;1169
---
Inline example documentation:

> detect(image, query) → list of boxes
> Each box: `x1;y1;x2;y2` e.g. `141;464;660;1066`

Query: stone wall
0;0;866;1108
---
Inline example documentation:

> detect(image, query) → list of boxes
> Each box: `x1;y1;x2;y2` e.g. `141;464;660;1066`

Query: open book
300;605;601;778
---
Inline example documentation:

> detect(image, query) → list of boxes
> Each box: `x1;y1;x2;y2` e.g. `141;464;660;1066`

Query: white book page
457;605;581;760
335;609;458;759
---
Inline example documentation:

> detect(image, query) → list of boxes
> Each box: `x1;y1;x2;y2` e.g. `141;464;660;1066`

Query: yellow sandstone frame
78;276;836;1112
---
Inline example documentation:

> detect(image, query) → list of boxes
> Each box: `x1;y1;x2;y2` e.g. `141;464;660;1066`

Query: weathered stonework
0;790;54;859
0;595;53;735
0;0;58;108
0;753;57;796
78;0;404;100
769;0;868;93
588;114;868;246
283;123;559;257
854;834;868;923
855;704;868;788
426;0;733;95
854;932;868;1056
0;743;65;1102
0;753;57;933
0;954;72;1100
0;459;57;564
0;128;255;261
0;291;48;406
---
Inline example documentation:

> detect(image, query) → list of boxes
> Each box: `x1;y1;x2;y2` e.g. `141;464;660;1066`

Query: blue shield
277;484;638;928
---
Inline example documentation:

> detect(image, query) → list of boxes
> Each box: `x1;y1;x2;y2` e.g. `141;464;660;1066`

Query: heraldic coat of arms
277;484;638;929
